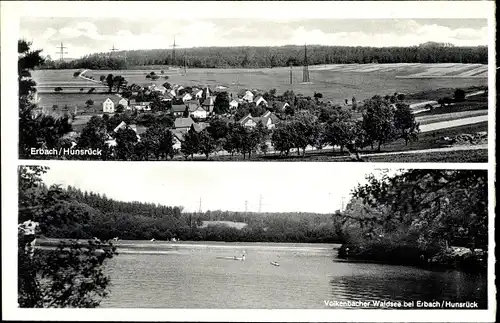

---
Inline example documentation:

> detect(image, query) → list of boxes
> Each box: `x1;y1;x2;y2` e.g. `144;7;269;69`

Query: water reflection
99;242;487;309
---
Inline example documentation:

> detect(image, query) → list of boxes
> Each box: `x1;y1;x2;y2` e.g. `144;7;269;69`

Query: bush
454;89;466;102
54;87;63;92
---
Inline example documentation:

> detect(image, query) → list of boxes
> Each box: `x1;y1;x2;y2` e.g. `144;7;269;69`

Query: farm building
189;105;208;120
118;98;128;108
274;101;290;111
191;122;209;133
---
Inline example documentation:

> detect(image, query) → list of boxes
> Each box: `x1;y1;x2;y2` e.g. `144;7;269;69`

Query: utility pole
303;43;310;83
171;36;178;66
57;42;68;62
198;197;202;213
109;44;119;56
341;196;346;212
289;64;293;84
184;49;187;74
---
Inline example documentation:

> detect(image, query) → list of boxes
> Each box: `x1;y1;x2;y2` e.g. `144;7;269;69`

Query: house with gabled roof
102;98;115;113
191;122;210;133
253;95;268;107
239;114;258;128
193;89;204;99
239;111;279;129
242;90;254;102
174;117;195;130
177;92;193;102
229;99;239;110
171;104;187;117
273;101;290;111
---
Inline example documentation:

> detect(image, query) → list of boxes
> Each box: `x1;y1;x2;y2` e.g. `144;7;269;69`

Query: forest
41;43;488;70
23;176;342;243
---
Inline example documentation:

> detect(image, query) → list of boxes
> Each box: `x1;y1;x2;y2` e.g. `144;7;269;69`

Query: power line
57;42;68;62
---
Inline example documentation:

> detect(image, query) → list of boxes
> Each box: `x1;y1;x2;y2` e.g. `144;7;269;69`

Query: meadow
33;63;488;107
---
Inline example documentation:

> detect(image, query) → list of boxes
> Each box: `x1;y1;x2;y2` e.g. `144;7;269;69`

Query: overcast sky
39;163;392;214
20;17;488;59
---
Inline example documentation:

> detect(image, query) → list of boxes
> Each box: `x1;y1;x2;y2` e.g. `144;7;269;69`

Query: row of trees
270;98;419;157
26;177;342;243
41;44;488;70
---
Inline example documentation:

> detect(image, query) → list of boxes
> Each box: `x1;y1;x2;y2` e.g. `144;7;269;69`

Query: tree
393;103;420;145
78;116;110;160
106;74;114;93
141;123;176;160
362;96;396;151
214;91;230;115
115;104;125;113
54;87;63;93
454;89;466;102
85;99;94;112
197;129;218;160
88;87;96;94
181;129;200;160
349;170;487;253
18;40;72;158
100;75;106;82
18;166;117;307
115;127;138;160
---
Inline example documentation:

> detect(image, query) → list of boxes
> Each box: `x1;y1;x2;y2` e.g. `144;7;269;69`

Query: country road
419;115;488;132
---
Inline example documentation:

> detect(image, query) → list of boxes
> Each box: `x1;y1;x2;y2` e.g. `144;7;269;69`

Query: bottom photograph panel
17;164;488;309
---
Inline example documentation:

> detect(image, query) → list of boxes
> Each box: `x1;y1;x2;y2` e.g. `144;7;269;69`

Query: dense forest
30;182;342;243
41;43;488;70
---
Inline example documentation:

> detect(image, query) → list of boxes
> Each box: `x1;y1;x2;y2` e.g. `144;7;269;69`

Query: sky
20;17;488;59
39;163;392;214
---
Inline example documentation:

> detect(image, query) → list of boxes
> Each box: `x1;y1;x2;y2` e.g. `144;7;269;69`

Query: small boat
270;261;280;267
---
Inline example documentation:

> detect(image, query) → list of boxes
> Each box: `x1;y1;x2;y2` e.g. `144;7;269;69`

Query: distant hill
419;41;455;48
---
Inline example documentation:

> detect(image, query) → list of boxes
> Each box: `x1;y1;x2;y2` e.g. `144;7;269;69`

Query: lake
99;241;487;309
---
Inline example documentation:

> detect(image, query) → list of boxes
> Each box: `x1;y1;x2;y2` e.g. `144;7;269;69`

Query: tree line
41;44;488;70
22;172;342;243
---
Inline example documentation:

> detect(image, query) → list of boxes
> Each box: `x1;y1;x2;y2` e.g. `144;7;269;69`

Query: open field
34;63;487;106
416;110;488;126
36;92;116;109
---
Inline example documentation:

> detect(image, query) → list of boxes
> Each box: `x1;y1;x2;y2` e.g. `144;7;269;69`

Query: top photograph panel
19;17;489;162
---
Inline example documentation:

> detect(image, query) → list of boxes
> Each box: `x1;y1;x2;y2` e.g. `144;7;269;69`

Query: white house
253;95;268;107
102;98;115;113
194;89;204;99
179;93;193;102
239;114;257;128
242;90;254;102
190;106;208;119
229;99;239;109
118;98;128;108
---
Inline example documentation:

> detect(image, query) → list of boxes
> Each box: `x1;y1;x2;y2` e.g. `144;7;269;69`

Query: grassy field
34;64;487;106
362;149;488;163
36;93;116;109
416;110;488;126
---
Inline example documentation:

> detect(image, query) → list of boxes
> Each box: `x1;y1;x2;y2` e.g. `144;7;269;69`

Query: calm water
99;241;487;309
